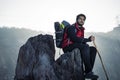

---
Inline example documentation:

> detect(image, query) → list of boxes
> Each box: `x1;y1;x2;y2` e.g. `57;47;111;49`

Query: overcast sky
0;0;120;32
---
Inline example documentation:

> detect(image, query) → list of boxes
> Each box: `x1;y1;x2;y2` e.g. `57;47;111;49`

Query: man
62;14;98;79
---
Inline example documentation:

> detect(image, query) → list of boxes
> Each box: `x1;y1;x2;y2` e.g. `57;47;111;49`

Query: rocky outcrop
14;34;84;80
56;49;84;80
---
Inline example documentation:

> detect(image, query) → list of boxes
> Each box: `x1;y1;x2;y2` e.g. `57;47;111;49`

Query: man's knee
90;46;97;55
91;47;97;51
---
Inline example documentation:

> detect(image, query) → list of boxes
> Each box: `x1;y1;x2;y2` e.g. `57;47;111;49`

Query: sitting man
62;14;98;79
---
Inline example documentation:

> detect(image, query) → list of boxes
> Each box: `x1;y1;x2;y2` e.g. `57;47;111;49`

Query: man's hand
89;35;95;41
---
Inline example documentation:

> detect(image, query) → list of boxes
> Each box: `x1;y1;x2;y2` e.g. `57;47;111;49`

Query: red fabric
62;23;85;48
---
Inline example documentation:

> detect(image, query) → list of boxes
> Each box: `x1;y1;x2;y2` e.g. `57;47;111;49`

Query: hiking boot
85;72;99;79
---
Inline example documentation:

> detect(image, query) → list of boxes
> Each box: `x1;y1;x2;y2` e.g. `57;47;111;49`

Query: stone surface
56;48;84;80
14;34;84;80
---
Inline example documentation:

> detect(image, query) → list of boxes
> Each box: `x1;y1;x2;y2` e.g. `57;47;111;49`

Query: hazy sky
0;0;120;32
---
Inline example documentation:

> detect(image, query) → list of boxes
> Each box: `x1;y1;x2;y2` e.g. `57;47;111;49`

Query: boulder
14;34;84;80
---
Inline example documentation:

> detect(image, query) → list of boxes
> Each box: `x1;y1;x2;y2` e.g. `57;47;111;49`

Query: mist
0;26;120;80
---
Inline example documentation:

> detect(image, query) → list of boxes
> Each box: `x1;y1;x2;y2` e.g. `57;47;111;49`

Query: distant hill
0;26;120;80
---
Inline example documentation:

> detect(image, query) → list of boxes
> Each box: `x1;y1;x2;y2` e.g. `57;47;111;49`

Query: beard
77;21;84;27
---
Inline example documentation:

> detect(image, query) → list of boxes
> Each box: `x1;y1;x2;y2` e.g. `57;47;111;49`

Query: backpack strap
63;24;77;47
71;24;77;33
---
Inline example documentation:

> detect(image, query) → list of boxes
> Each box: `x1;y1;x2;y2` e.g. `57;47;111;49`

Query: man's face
77;16;85;26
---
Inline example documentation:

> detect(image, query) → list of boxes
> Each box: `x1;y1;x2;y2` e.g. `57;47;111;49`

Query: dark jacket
62;23;91;48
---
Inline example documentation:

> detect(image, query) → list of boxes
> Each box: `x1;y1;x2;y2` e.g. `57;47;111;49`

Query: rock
14;34;84;80
14;34;57;80
56;48;84;80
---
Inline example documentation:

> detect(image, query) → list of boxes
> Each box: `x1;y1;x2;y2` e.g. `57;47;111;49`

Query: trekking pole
93;40;109;80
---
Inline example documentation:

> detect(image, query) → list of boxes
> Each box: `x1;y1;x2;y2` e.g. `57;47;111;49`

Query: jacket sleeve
67;26;91;43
